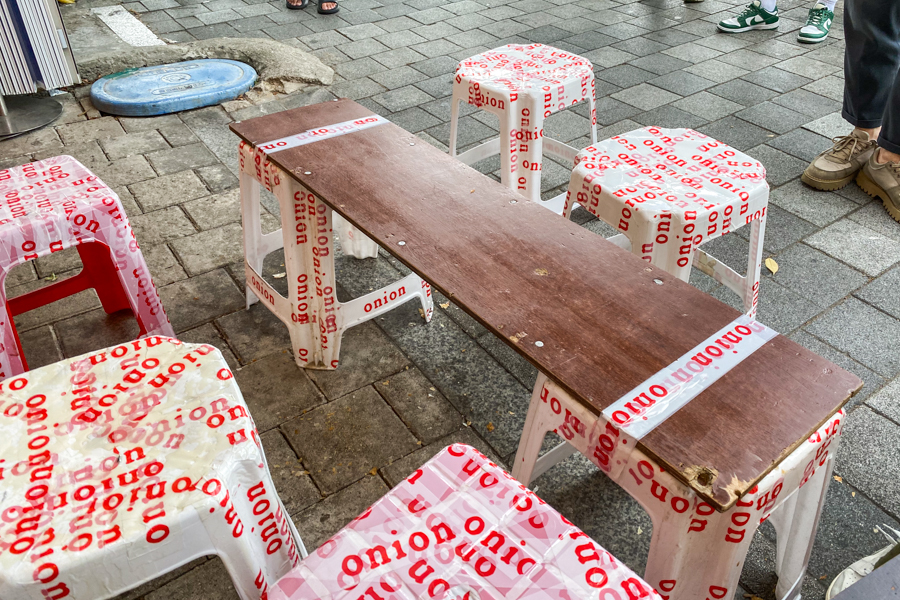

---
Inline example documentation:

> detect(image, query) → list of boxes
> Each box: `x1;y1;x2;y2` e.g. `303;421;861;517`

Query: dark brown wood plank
230;99;862;510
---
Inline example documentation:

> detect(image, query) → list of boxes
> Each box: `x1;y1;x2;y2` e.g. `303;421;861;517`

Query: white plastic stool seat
238;141;434;370
565;127;770;317
268;444;662;600
0;337;306;600
450;44;598;214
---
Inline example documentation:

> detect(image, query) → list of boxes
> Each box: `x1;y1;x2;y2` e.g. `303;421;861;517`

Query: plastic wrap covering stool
450;44;598;214
268;443;661;600
0;337;306;600
564;127;769;317
513;374;844;600
238;140;433;370
0;156;174;378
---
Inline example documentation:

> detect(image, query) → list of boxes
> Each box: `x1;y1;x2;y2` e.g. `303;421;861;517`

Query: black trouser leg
843;0;900;154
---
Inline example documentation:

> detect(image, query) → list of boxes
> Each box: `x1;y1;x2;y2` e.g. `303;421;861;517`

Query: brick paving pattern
2;0;900;597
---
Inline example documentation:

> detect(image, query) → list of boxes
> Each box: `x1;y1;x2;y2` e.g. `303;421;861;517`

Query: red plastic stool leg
5;303;28;372
77;242;135;317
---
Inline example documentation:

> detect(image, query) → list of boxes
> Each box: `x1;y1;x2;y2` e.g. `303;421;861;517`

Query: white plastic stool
268;444;662;600
564;127;769;317
238;141;434;370
514;374;844;600
0;337;307;600
0;156;175;378
450;43;598;214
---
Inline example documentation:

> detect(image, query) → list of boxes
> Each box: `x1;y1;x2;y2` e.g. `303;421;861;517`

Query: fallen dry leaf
509;335;519;343
439;302;450;309
534;268;549;276
833;475;843;483
369;467;378;476
273;272;286;279
765;257;779;274
486;422;494;432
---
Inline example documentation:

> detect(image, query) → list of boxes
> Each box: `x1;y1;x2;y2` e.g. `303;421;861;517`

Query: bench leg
743;211;767;319
512;374;553;486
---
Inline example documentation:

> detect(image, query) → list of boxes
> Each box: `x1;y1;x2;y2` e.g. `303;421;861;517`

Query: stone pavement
3;0;900;596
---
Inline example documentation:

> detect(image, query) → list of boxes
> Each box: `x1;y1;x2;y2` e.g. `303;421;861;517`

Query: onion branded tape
254;115;390;154
602;315;777;441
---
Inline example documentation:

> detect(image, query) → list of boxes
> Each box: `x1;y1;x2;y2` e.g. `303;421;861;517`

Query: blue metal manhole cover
90;59;258;117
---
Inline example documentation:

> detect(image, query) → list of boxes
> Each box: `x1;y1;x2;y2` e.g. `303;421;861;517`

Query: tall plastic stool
450;43;598;214
564;127;769;317
267;444;662;600
0;155;174;379
0;337;307;600
513;374;844;600
238;141;434;370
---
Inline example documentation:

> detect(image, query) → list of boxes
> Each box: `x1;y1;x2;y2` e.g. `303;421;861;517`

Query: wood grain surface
231;99;862;510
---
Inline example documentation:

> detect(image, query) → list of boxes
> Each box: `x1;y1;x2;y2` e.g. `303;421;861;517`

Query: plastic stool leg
449;88;463;157
241;171;266;310
77;242;134;316
743;211;767;318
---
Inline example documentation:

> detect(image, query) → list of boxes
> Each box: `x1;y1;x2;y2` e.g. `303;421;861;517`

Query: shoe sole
857;169;900;223
801;169;856;191
798;34;828;43
717;22;779;33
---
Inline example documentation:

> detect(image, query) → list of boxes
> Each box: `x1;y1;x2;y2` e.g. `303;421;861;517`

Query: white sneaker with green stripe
797;3;834;43
717;1;780;33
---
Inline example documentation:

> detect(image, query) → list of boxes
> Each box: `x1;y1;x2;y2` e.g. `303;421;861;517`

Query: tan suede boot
802;129;877;191
857;153;900;223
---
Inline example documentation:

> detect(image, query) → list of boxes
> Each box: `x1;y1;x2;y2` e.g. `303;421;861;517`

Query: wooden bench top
230;99;862;511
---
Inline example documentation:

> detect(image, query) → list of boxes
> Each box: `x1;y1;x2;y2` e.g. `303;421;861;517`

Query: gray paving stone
855;266;900;321
772;88;842;119
410;55;458;77
99;130;169;160
130;170;210;212
335;56;388;79
338;36;390;59
306;321;410;399
141;244;187;289
33;247;81;279
177;322;238;369
337;22;386;40
182;188;241;230
196;163;239;194
261;429;322;514
371;46;429;69
611;83;680;111
612;36;669;57
19;326;63;371
684;58;748;84
716;49;781;73
236;351;326;431
805;219;900;276
836;407;900;517
170;222;243;275
647;71;713;96
737;101;812;135
56;116;126;146
158;268;244;332
779;55;841;80
661;41;723;63
93;155;157;187
145;558;237;600
634;105;708;130
804;112;854;140
413;74;453;98
769;243;868;308
844;203;900;246
282;385;418;494
596;63;657;88
768;128;831;163
380;426;503;486
790;331;886;410
715;277;820;334
745;144;808;187
697;115;774;152
802;75;845;103
158;122;201;146
673;90;742;121
55;308;141;358
372;85;434;112
216;301;292;363
375;367;463;443
708;78;779;107
131;206;197;245
331;77;388;100
769;179;858;227
290;473;388;548
807;297;900;378
35;140;106;169
743;66;813;93
582;46;636;68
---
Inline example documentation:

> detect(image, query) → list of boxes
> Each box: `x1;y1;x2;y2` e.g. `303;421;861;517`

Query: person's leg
798;0;837;43
718;0;780;34
801;0;898;191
